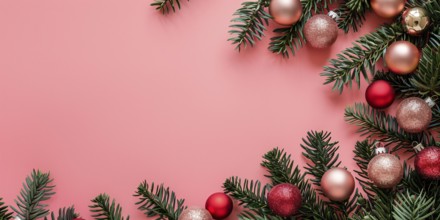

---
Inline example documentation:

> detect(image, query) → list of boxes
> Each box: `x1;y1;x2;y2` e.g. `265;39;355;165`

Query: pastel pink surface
0;1;384;219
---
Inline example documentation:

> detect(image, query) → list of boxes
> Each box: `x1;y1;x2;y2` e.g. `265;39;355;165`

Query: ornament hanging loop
425;97;436;108
374;141;387;154
328;11;339;21
413;142;425;152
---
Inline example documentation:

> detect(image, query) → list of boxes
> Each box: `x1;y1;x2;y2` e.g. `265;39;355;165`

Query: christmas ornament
304;12;338;48
365;80;395;109
205;192;233;219
370;0;405;18
396;97;434;133
320;167;355;201
414;145;440;180
179;207;213;220
402;7;431;36
385;41;420;75
367;145;403;188
267;183;302;217
269;0;303;26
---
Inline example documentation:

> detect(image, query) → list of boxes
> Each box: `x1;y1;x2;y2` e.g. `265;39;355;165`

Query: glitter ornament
385;41;420;75
320;167;355;201
365;80;395;109
304;13;338;48
414;145;440;180
367;146;403;188
179;207;213;220
396;97;433;133
402;7;430;36
205;193;233;219
269;0;303;26
370;0;405;18
267;183;302;217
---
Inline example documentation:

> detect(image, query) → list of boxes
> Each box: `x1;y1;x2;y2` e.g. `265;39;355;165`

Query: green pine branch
44;207;78;220
150;0;188;14
0;198;12;220
90;194;130;220
392;190;436;220
134;181;186;220
228;0;271;51
336;0;369;32
11;170;55;220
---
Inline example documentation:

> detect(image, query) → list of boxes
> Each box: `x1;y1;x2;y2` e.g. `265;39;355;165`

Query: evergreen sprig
151;0;188;14
0;198;12;220
90;194;130;220
44;207;78;220
228;0;271;51
134;181;186;220
392;190;436;220
336;0;369;32
11;170;55;220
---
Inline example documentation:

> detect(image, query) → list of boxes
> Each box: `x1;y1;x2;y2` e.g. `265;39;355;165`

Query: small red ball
267;183;302;217
415;147;440;180
365;80;395;109
205;192;233;219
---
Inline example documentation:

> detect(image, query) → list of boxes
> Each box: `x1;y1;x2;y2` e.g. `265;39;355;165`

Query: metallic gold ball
367;154;403;188
402;7;430;36
385;41;420;75
396;97;432;133
269;0;303;26
370;0;405;18
320;168;355;201
304;14;338;48
179;207;213;220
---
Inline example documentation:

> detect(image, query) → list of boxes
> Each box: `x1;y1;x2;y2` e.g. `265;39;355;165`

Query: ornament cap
413;142;425;152
328;11;339;20
374;141;387;154
425;97;436;108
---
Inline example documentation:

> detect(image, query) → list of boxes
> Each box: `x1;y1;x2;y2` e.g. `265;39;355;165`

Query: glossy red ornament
267;183;302;217
415;146;440;180
365;80;395;109
205;193;233;219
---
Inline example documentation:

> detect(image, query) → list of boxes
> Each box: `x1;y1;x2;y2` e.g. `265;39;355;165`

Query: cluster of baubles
179;193;233;220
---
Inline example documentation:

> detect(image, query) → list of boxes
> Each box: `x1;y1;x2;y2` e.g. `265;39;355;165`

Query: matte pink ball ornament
320;167;355;201
269;0;303;26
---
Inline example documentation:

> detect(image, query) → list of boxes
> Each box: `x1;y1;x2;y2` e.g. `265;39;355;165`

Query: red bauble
267;183;302;217
205;193;233;219
365;80;395;109
415;147;440;180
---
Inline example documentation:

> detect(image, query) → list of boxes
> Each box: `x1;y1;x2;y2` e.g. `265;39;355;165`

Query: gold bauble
370;0;405;18
269;0;303;26
384;41;420;75
402;7;430;36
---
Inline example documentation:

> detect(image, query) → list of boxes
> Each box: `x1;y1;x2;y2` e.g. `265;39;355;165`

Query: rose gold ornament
367;147;403;188
385;41;420;75
370;0;405;18
320;167;355;201
402;7;430;36
269;0;303;26
179;207;213;220
396;97;433;133
304;14;338;48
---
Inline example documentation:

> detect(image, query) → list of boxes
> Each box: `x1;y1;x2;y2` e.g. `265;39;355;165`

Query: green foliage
336;0;369;32
0;198;12;220
392;190;436;220
90;194;130;220
150;0;188;14
44;207;78;220
11;170;55;220
228;0;271;51
134;181;186;220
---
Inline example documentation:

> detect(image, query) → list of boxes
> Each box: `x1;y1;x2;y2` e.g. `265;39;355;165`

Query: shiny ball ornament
415;146;440;180
269;0;303;26
402;7;430;36
321;168;355;201
368;154;403;188
396;97;432;133
205;193;233;219
385;41;420;75
179;207;213;220
365;80;395;109
267;183;302;217
370;0;405;18
304;14;338;48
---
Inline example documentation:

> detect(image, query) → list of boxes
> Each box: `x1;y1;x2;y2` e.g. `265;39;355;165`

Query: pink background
0;1;385;219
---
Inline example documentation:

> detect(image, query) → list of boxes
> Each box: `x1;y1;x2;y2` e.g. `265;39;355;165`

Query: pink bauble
304;14;338;48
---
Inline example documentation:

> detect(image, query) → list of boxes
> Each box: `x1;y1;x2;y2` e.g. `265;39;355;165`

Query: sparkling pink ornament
179;207;213;220
396;97;433;133
267;183;302;217
367;146;403;188
304;13;338;48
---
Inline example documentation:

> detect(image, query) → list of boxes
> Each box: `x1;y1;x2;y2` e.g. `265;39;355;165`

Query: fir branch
321;23;404;93
392;190;436;220
223;177;277;219
0;198;12;220
150;0;187;14
336;0;369;32
90;194;130;220
11;170;55;220
228;0;271;51
134;181;186;220
44;207;78;220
